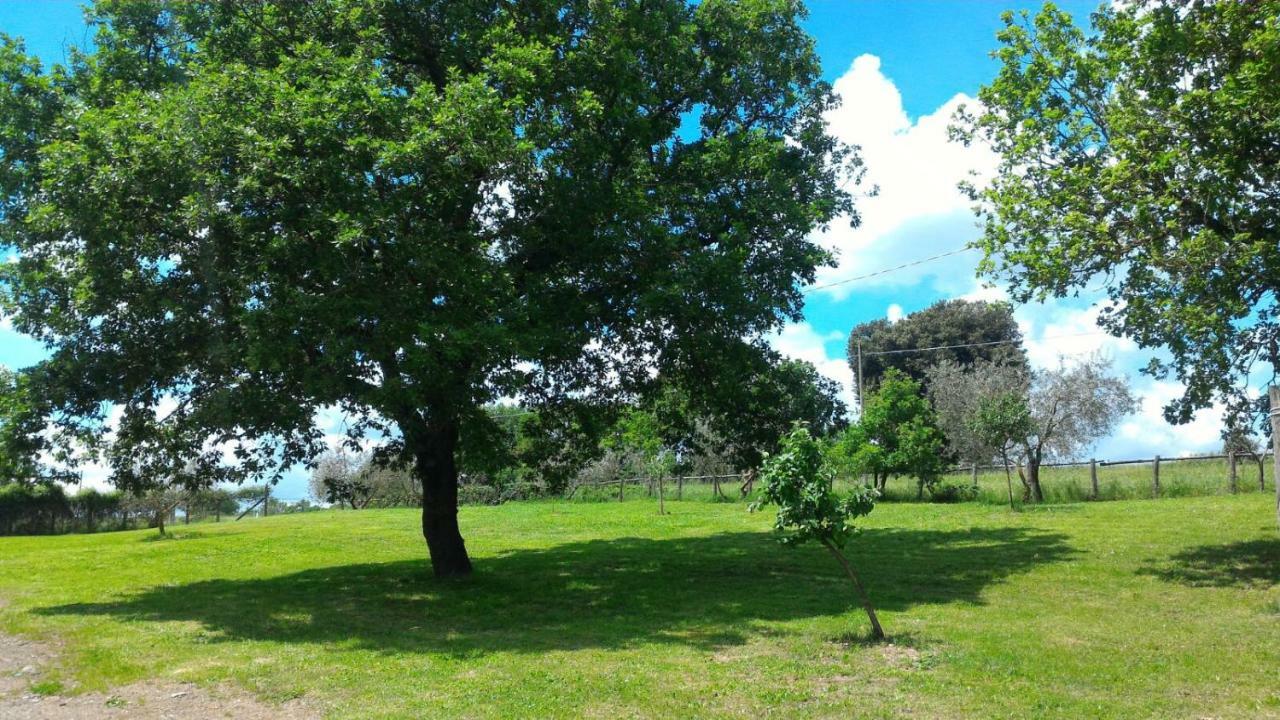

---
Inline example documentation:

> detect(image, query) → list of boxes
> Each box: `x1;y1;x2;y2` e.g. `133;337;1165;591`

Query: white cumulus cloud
764;322;856;413
787;54;1233;460
814;54;996;299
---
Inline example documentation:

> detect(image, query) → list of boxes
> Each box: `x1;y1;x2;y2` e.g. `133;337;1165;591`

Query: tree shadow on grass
38;527;1072;657
1140;539;1280;589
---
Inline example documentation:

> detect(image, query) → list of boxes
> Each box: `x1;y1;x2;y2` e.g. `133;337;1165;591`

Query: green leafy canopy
751;425;875;549
0;0;859;494
954;0;1280;428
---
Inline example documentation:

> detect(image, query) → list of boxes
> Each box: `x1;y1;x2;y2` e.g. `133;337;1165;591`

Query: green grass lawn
2;494;1278;718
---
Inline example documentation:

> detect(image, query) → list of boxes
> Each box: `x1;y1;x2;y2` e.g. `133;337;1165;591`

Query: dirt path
0;622;318;719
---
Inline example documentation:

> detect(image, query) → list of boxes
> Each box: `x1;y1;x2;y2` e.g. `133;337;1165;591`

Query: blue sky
0;1;1221;499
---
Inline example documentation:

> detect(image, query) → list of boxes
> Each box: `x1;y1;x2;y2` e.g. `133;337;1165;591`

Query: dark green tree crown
0;0;859;489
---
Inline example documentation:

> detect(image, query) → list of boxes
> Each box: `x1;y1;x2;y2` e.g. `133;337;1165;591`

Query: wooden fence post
677;475;683;501
1229;450;1237;494
970;464;978;488
1269;386;1280;528
1090;458;1098;500
618;477;625;502
1152;455;1161;497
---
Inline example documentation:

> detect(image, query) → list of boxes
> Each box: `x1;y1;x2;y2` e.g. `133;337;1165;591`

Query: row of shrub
0;482;298;536
0;483;154;535
457;480;548;506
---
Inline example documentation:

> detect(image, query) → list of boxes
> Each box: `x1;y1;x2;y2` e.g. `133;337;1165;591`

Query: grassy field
1;494;1278;718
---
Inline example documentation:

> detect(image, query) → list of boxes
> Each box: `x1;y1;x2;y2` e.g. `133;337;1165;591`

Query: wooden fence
568;451;1272;502
568;472;747;501
941;451;1272;498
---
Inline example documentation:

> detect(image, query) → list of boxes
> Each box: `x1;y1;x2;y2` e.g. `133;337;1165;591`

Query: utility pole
856;340;865;419
1270;386;1280;529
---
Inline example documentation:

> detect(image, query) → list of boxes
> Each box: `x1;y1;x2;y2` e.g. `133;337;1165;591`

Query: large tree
954;2;1280;518
671;355;849;472
845;299;1026;402
0;0;857;576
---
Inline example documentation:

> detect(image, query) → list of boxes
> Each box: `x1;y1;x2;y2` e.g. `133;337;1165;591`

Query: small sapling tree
752;425;884;641
971;392;1034;510
607;408;676;514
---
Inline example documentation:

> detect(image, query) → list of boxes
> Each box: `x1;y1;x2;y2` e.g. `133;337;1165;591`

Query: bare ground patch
0;628;319;720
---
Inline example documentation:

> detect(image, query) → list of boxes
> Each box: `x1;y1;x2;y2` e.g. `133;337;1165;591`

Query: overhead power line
805;247;978;292
855;330;1111;358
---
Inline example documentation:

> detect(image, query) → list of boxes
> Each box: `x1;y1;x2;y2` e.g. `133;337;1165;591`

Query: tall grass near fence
566;455;1274;507
932;456;1273;506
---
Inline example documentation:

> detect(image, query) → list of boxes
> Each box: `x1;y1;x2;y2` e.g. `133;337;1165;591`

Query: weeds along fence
928;452;1274;506
565;452;1274;506
567;473;751;504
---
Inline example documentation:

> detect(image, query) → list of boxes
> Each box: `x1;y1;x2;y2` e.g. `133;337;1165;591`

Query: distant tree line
0;480;317;537
309;355;849;507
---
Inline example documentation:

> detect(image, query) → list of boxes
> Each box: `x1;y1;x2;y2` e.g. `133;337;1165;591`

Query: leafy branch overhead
954;0;1280;428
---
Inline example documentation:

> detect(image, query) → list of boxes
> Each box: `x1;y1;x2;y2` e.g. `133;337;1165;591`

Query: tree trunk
822;539;885;641
1269;386;1280;529
1024;458;1045;503
412;420;473;578
1001;449;1015;510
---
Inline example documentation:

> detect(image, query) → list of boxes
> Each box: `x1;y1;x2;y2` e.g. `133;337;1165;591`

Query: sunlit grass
1;494;1277;718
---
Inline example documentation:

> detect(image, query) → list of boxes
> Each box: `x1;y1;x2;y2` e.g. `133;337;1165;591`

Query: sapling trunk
1000;449;1015;510
822;539;885;641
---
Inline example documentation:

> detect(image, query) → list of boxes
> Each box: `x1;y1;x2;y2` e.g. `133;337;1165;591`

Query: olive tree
925;359;1030;466
309;452;373;510
1017;356;1136;502
751;425;884;640
0;0;858;576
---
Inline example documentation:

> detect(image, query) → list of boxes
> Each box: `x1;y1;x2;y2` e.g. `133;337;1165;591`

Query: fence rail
570;450;1273;503
569;472;748;501
942;451;1273;474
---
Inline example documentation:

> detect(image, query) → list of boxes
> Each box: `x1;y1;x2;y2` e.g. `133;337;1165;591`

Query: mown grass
1;494;1278;718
